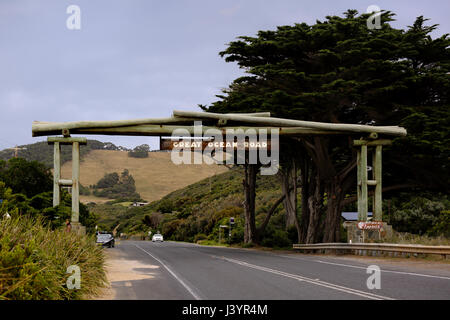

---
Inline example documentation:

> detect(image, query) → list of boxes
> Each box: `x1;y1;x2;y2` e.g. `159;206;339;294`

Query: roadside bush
0;216;107;299
194;233;208;243
260;222;292;248
428;210;450;237
157;199;175;213
390;195;450;235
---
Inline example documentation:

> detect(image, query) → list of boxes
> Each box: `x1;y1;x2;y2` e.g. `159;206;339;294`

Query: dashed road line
213;255;395;300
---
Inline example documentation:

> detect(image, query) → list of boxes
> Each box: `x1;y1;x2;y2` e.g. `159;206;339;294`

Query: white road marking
213;255;394;300
313;260;450;280
134;244;202;300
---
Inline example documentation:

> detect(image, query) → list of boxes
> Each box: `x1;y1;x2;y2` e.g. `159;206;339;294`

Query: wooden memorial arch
32;111;406;233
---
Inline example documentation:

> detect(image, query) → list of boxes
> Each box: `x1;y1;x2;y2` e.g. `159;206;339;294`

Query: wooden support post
48;137;86;233
359;145;368;221
357;148;362;220
53;142;61;207
372;149;376;218
354;139;389;223
72;142;80;223
374;145;382;221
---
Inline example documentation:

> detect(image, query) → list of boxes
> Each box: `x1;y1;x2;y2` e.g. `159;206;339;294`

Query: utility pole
8;145;27;158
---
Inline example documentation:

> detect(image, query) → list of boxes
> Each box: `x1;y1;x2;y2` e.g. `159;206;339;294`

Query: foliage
95;172;119;189
79;183;91;196
0;158;52;198
429;210;450;237
92;169;141;201
95;168;296;247
0;216;107;300
128;144;150;158
193;233;208;243
389;194;450;235
200;10;450;242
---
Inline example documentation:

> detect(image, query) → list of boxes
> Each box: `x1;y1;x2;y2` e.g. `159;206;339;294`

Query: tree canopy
202;10;450;243
0;158;52;198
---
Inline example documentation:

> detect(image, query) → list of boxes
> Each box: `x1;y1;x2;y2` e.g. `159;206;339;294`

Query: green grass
196;239;229;247
383;232;450;246
0;216;107;300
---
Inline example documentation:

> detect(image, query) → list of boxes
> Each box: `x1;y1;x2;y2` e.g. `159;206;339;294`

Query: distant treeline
0;140;130;168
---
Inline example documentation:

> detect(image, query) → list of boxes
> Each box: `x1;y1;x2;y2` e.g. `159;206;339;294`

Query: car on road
96;232;115;248
152;233;164;242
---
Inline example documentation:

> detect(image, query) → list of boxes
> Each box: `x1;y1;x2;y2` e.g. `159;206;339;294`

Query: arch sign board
160;138;271;151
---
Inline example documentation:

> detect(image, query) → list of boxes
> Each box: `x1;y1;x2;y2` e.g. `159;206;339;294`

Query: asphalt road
106;240;450;300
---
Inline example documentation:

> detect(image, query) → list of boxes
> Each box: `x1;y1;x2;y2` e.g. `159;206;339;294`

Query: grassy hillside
0;140;127;168
91;167;294;247
0;140;227;203
61;150;228;203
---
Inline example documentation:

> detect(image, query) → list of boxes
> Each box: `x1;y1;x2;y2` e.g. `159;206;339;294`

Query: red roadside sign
357;222;383;230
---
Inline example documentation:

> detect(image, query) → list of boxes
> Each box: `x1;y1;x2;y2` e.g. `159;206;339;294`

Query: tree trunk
280;160;297;228
305;174;323;244
322;180;344;243
299;157;310;243
243;163;258;244
280;158;302;243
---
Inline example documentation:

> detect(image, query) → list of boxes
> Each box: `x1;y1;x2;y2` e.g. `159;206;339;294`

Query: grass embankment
382;233;450;246
61;150;227;203
0;216;107;300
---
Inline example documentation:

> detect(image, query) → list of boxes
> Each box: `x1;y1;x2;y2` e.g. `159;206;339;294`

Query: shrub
0;216;107;299
95;172;119;189
428;210;450;237
157;199;175;213
193;233;208;243
390;196;450;235
261;229;291;248
93;170;140;200
128;144;150;158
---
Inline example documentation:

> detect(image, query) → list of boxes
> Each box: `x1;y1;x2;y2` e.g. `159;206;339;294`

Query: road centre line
313;260;450;280
213;255;394;300
279;254;450;280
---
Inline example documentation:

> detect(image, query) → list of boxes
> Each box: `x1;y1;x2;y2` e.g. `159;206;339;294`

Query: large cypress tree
202;10;449;243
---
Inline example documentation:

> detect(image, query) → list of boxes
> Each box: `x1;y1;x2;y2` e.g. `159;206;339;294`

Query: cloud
0;0;448;151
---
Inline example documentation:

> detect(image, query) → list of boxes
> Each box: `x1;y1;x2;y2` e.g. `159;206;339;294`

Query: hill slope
61;150;228;203
0;140;128;168
92;167;287;246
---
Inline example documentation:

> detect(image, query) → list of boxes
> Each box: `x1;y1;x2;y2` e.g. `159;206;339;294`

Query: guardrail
293;243;450;258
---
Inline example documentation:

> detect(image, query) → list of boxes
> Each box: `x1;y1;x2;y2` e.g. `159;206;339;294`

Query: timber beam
33;125;389;138
173;110;408;136
47;137;87;145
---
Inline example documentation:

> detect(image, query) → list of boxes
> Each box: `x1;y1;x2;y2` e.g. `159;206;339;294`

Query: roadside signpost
229;217;235;240
219;225;228;244
357;221;383;230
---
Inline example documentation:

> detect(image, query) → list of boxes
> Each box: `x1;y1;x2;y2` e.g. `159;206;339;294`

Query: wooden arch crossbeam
31;111;407;229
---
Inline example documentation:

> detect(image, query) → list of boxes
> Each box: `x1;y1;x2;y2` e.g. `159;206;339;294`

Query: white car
152;234;164;242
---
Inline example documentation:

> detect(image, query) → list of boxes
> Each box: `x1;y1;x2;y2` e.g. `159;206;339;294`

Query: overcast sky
1;0;448;151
